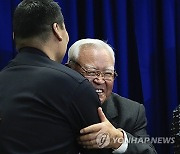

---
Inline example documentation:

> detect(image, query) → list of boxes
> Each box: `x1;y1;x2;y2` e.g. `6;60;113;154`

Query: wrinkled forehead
84;64;114;71
79;44;114;60
78;44;115;70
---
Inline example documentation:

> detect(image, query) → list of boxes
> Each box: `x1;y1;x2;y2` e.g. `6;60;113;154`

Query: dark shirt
0;47;111;154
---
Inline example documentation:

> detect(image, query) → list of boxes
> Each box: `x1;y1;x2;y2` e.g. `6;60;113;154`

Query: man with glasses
66;38;157;153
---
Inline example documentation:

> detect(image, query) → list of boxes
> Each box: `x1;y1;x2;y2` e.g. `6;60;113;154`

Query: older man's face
76;46;115;103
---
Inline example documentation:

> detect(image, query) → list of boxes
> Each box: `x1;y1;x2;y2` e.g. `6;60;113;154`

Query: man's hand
78;107;124;149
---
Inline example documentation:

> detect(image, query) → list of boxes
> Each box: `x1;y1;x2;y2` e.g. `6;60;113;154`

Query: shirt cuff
112;129;128;154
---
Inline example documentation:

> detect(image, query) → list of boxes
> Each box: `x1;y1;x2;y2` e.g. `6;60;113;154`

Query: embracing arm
70;80;112;154
78;107;124;150
78;104;157;154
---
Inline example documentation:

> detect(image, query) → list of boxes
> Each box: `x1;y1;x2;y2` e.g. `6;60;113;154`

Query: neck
16;38;62;62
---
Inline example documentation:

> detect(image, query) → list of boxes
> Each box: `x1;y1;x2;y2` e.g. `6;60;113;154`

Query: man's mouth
95;89;103;94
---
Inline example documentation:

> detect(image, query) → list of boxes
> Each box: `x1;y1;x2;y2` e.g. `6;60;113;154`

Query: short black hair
13;0;64;42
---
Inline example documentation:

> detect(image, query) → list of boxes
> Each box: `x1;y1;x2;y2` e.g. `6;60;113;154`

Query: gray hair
67;38;115;63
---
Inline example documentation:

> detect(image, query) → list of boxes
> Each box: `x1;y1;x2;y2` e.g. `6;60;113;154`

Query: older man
67;38;157;154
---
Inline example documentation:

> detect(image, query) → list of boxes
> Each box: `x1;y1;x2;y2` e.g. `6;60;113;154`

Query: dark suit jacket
102;93;157;154
0;47;111;154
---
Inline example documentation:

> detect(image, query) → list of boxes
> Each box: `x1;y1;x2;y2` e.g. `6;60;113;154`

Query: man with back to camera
0;1;111;154
66;38;157;153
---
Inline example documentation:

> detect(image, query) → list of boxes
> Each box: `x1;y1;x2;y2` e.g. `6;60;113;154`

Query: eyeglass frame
69;60;118;81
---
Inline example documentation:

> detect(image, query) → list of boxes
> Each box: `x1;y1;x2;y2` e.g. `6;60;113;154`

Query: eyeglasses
70;60;118;81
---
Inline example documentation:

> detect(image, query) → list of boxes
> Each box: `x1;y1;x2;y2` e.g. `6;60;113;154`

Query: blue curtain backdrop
0;0;179;153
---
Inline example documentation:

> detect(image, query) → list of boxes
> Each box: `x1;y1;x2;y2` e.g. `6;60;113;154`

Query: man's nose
93;76;105;84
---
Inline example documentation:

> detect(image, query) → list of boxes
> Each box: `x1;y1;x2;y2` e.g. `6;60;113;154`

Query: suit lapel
102;93;119;128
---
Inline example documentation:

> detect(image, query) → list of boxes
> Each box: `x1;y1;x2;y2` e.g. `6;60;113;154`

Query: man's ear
52;23;62;41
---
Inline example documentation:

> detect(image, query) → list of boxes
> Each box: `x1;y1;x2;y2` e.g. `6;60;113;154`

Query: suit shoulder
111;93;142;106
109;93;145;114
